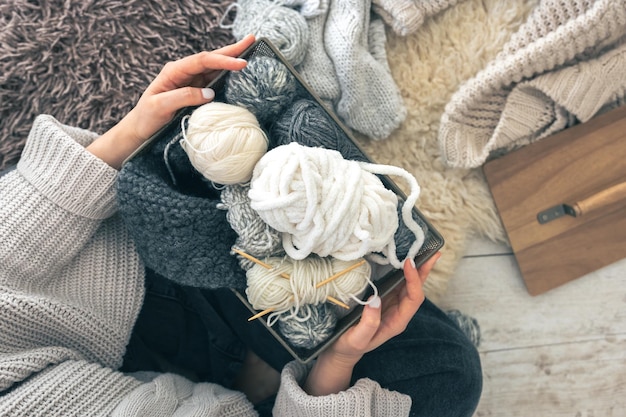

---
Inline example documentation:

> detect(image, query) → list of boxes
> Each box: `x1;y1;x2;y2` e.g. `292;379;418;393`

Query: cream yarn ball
180;102;268;185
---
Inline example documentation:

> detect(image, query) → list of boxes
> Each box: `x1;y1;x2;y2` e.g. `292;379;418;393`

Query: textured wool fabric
288;0;342;108
224;54;299;126
488;41;626;154
230;0;309;66
0;115;420;416
111;373;257;417
323;0;407;139
116;132;247;290
274;361;412;416
0;116;144;415
0;0;236;171
438;0;626;168
232;0;407;140
218;183;284;270
372;0;463;36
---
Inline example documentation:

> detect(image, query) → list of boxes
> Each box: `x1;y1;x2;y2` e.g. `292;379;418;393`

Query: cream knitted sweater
0;115;412;416
439;0;626;168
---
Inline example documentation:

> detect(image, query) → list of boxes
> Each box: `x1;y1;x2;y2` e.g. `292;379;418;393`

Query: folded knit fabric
117;132;246;290
232;0;407;140
371;0;463;36
438;0;626;168
489;41;626;154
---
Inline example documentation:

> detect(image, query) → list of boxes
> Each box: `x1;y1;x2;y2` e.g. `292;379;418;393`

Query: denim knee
352;299;483;417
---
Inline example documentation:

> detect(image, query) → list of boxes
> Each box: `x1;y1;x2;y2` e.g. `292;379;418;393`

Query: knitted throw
438;0;626;168
117;132;247;290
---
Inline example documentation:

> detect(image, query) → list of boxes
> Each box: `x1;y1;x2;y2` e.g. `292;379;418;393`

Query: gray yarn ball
278;303;338;349
270;99;368;162
224;55;298;126
232;0;309;66
218;184;284;270
446;309;481;347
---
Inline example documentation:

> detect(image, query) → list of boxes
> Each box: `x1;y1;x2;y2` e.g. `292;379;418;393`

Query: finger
148;86;215;118
151;51;247;93
343;296;382;351
402;258;425;302
212;34;256;57
391;258;427;320
416;252;441;284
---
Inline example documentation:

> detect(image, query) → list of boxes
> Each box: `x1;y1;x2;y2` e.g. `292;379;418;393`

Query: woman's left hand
304;252;441;396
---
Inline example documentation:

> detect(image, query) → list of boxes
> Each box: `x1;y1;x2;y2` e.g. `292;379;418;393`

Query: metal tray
127;38;444;363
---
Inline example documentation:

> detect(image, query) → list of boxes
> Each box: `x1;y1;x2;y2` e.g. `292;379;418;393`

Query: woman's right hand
304;252;441;396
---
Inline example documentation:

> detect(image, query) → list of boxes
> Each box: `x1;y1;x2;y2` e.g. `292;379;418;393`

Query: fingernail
368;296;381;309
201;88;215;100
409;258;416;270
235;58;247;64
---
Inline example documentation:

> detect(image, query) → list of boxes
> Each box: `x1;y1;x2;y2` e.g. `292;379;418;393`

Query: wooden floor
438;236;626;417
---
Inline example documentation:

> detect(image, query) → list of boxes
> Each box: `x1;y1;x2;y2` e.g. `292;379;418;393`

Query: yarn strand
357;162;426;268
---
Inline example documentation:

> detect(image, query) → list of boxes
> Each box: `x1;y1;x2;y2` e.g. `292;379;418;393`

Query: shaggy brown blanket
0;0;236;170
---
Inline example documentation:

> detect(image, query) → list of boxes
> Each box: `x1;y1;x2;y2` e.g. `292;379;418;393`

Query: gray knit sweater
0;115;412;416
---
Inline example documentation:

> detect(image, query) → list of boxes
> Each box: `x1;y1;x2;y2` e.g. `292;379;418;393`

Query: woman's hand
87;34;256;169
303;252;441;396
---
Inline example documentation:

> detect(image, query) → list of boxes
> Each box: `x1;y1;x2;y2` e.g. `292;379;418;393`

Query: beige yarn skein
180;102;268;185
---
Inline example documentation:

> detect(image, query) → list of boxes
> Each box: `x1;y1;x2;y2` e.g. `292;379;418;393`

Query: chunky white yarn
245;255;373;325
180;102;268;185
249;142;425;268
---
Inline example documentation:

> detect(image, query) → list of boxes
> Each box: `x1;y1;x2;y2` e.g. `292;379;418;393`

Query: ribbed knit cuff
273;361;412;417
17;115;118;219
0;360;141;416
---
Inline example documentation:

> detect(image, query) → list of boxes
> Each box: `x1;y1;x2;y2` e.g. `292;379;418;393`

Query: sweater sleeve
110;373;258;417
0;115;119;282
273;361;412;417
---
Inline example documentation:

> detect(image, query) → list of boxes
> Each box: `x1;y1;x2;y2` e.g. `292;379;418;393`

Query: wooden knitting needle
232;249;351;320
247;307;275;321
246;296;351;322
233;248;290;279
315;259;367;288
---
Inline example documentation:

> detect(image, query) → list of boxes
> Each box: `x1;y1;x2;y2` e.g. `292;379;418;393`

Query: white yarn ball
180;102;268;185
248;142;399;261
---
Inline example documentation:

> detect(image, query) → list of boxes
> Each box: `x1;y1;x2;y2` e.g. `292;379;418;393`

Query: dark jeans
122;270;482;417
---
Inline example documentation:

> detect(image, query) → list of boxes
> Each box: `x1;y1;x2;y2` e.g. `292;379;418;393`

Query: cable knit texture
0;115;413;416
274;361;412;416
438;0;626;168
116;132;247;290
371;0;462;36
111;373;257;417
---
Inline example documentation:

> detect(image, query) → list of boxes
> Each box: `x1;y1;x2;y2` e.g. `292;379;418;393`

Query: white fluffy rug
356;0;538;301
